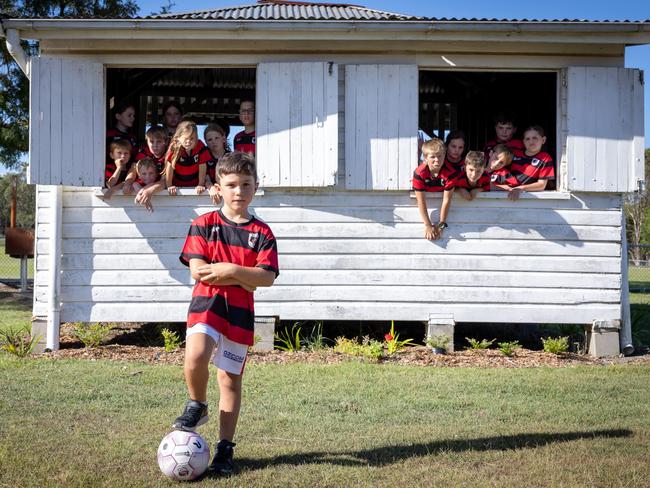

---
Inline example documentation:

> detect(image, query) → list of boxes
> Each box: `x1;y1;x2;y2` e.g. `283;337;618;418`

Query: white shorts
186;323;249;376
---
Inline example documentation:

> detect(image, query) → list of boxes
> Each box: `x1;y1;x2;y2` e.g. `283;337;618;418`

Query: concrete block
31;319;48;354
253;316;276;352
427;313;455;352
586;320;621;357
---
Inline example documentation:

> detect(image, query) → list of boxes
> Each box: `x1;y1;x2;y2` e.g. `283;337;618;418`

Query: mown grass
1;357;649;488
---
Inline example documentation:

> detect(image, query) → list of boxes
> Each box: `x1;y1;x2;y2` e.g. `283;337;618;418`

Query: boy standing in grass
174;152;279;475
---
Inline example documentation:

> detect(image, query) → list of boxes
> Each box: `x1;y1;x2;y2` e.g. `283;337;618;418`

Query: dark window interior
419;70;557;160
106;67;256;137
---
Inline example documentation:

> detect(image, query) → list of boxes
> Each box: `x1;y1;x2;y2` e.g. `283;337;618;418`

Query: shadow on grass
231;429;632;473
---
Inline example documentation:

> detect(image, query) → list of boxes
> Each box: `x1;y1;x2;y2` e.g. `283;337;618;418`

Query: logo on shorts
248;232;259;248
223;350;245;363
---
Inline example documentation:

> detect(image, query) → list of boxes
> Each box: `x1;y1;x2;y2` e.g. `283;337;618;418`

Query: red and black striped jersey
444;156;464;171
234;130;256;155
179;210;279;346
166;140;211;187
206;150;231;184
483;138;524;161
452;172;491;192
412;161;460;192
104;160;133;185
490;151;555;187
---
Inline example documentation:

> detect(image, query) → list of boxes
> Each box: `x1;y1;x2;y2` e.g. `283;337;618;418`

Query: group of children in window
413;114;555;240
104;99;256;211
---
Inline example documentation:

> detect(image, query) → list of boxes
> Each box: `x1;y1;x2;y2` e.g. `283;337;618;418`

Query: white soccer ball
157;430;211;481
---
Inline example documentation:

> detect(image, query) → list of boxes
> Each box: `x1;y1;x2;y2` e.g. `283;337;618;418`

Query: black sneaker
209;439;236;475
172;400;208;431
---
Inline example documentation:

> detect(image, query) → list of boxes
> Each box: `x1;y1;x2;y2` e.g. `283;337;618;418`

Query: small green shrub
72;322;114;348
275;323;302;352
498;340;520;357
426;334;450;351
161;328;183;352
541;336;569;354
465;337;495;350
0;326;41;358
333;336;383;361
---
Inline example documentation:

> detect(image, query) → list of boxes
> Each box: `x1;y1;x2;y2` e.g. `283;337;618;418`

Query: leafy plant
426;334;450;351
72;322;114;348
541;336;569;354
302;321;328;352
161;328;183;352
465;337;495;350
275;323;302;352
333;336;383;361
384;321;414;355
0;326;41;358
498;340;520;357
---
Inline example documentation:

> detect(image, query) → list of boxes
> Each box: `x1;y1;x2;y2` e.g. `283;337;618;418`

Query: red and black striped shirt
412;161;460;192
206;150;231;184
166;140;211;187
490;151;555;187
452;172;491;192
179;210;280;346
134;146;166;185
483;138;524;162
234;130;256;155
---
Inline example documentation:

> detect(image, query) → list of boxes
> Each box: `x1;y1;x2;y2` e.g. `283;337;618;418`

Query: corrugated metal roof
146;1;423;21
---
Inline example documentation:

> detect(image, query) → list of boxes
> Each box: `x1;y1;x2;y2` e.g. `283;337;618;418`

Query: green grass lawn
0;358;649;487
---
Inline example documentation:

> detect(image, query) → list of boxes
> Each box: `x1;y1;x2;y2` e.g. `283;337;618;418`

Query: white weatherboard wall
34;187;622;324
29;57;104;187
566;66;644;192
345;64;418;190
256;62;338;187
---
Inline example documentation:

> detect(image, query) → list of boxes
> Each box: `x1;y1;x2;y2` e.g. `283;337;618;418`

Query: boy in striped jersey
174;152;279;475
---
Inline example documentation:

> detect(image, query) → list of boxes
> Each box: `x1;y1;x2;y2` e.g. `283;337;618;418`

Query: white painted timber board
257;62;337;187
49;269;620;289
58;302;620;324
567;67;642;192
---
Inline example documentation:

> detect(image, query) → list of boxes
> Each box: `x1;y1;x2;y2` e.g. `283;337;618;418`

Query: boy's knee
217;369;242;388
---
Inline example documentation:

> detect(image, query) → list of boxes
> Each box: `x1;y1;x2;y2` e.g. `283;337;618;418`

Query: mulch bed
40;322;650;368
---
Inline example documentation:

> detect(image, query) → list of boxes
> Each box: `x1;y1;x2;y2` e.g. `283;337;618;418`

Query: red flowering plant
384;321;414;355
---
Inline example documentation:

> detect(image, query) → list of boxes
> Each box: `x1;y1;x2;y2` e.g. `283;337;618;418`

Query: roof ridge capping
146;0;423;20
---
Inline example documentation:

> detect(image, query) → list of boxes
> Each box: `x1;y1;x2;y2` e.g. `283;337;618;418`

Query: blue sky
137;0;650;146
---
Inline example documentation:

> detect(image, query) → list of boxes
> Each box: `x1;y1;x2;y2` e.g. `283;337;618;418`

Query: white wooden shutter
345;64;417;190
256;62;338;187
566;67;644;192
28;56;104;187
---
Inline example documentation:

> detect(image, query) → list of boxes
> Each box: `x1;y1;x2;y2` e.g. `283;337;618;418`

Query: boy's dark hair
145;125;168;140
217;151;257;182
113;100;135;116
109;139;132;154
464;151;486;169
240;99;255;108
493;112;517;126
445;130;467;147
524;125;545;137
162;100;184;117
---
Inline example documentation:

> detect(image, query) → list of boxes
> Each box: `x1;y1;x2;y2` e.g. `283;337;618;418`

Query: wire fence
629;244;650;293
0;237;34;285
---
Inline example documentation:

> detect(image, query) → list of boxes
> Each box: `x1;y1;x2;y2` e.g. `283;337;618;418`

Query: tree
0;170;36;229
0;0;139;170
625;148;650;264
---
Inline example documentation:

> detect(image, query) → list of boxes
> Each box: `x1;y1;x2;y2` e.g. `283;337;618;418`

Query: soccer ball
157;430;211;481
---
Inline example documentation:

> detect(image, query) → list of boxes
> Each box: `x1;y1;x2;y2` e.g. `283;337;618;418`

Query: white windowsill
409;191;571;200
94;188;266;198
